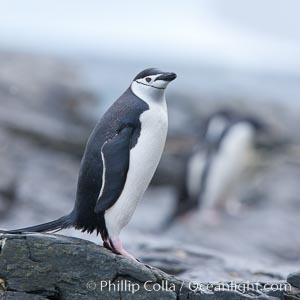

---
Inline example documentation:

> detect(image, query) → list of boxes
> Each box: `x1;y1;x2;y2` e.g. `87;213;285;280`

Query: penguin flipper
94;126;134;214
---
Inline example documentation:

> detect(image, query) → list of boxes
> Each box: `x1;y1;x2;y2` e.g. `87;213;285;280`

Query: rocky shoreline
0;233;299;300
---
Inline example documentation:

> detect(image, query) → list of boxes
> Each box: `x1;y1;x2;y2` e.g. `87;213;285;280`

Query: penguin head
131;68;177;101
204;110;234;150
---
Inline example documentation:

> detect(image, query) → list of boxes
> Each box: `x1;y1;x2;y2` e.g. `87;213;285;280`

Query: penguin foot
106;238;152;268
109;237;137;261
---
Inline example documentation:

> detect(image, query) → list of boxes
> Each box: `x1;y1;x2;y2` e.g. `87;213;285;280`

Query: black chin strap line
135;80;166;90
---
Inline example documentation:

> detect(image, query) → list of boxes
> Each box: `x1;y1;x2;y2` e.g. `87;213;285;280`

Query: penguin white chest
105;102;168;237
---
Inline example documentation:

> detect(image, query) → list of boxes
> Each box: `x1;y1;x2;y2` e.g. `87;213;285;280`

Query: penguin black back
73;87;149;235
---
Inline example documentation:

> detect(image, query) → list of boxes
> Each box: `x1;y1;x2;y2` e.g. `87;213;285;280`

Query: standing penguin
169;110;265;225
166;110;233;224
185;111;234;211
3;68;177;260
201;115;265;217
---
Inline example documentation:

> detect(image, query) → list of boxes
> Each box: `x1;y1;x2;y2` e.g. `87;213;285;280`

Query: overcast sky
0;0;299;73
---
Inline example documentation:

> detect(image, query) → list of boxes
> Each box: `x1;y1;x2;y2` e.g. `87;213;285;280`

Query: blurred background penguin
166;109;288;227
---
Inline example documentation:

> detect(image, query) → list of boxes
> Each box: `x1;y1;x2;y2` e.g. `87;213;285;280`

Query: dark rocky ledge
0;233;299;300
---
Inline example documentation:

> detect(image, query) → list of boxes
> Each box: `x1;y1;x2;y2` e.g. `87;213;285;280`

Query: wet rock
0;51;99;126
0;149;79;230
0;103;89;157
287;271;300;289
0;130;18;217
0;51;98;158
0;233;177;300
0;233;299;300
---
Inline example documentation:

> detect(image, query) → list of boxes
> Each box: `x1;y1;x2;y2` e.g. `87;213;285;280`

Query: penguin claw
144;264;153;269
135;258;153;269
104;241;152;269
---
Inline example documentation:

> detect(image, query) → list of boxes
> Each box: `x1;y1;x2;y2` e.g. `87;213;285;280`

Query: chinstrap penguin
169;110;266;225
1;68;177;260
165;110;233;225
200;114;265;218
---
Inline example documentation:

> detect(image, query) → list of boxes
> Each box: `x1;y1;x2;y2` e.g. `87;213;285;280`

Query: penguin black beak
155;72;177;82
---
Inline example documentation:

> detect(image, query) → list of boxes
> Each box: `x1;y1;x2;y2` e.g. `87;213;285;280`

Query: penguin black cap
134;68;177;82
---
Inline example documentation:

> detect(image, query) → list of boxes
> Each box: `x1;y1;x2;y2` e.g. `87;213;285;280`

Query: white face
135;74;171;90
130;74;172;103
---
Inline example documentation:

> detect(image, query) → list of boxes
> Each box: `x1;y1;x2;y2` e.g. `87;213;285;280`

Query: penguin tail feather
0;214;74;234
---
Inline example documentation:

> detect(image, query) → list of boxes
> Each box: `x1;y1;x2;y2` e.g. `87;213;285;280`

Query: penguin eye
145;77;151;83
